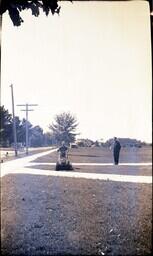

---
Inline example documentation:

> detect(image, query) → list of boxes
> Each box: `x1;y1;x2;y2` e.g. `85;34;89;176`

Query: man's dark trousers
113;150;120;165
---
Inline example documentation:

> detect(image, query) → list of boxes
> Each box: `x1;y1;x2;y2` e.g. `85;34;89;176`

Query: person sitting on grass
57;141;68;158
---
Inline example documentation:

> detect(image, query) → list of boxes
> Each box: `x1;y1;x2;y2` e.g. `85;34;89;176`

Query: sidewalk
0;147;55;163
1;148;57;177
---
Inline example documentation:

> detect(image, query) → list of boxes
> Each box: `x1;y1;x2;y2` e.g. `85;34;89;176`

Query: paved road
1;148;152;256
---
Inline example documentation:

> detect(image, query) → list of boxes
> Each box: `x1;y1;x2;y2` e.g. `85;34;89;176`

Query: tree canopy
0;105;13;146
49;112;78;145
1;1;152;27
1;106;79;147
0;0;61;26
0;105;54;147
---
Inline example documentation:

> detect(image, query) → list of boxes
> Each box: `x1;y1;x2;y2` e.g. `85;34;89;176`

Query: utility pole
17;104;38;155
10;84;18;156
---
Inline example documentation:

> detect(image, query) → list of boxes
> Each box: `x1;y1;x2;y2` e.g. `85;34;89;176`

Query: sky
1;1;152;142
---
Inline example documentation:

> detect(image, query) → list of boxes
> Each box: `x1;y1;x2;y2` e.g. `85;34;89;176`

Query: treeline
0;106;78;148
0;106;54;147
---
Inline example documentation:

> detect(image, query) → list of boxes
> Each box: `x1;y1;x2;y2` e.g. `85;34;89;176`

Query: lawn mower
55;151;73;171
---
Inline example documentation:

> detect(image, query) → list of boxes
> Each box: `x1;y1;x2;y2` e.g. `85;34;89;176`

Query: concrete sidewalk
1;148;57;177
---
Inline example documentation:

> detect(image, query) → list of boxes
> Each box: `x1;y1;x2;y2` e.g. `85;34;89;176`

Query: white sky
1;1;152;142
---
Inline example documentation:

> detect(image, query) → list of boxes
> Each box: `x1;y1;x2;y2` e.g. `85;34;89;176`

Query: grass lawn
31;145;152;164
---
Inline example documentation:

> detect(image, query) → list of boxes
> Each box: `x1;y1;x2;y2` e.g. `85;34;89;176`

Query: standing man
113;137;121;165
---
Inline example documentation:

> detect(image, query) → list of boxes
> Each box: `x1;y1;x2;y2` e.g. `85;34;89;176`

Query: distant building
76;139;94;147
105;138;142;148
70;143;78;148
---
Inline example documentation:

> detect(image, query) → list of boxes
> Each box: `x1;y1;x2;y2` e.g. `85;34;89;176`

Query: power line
17;103;38;155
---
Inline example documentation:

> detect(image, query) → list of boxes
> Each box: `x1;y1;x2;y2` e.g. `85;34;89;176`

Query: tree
0;0;61;26
14;116;24;143
30;125;44;147
0;105;13;146
49;112;78;145
1;1;152;27
18;118;33;145
0;0;152;37
43;131;55;146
